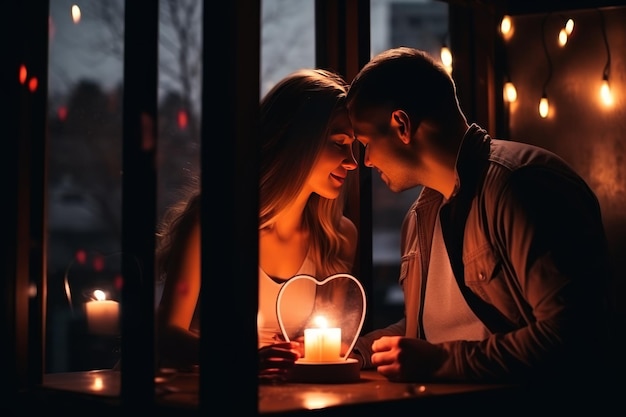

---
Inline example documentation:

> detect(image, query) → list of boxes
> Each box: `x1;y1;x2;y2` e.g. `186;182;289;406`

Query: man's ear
390;110;411;145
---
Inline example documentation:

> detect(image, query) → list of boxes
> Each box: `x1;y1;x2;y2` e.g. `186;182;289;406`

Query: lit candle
303;316;341;362
85;289;119;335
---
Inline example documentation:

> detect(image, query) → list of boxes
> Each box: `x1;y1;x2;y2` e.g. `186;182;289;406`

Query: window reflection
46;0;203;375
261;0;315;96
47;0;125;373
44;0;446;377
370;0;448;328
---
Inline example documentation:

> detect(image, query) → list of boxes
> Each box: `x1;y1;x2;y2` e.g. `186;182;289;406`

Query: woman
156;69;359;379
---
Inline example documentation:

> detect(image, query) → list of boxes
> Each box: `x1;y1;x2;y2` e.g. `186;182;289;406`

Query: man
348;47;613;408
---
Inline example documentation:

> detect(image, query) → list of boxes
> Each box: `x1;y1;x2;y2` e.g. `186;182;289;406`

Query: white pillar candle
85;289;119;335
303;316;341;362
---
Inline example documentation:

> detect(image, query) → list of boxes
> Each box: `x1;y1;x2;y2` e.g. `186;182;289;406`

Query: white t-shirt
422;209;490;343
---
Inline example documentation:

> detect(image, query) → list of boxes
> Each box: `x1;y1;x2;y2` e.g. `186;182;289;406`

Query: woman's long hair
259;69;354;278
155;184;201;283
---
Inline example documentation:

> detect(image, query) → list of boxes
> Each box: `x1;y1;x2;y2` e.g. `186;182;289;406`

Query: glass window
369;0;449;328
46;0;203;378
261;0;315;96
47;0;125;373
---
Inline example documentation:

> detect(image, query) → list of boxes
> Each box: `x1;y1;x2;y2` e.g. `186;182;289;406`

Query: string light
440;33;452;74
500;15;513;40
500;15;516;105
503;76;518;103
558;17;574;47
539;14;552;118
440;44;452;71
598;9;613;106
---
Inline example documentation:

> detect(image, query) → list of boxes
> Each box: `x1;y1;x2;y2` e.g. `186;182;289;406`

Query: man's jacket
354;124;612;385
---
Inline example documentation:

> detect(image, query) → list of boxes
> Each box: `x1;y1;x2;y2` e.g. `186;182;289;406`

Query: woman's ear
390;110;411;145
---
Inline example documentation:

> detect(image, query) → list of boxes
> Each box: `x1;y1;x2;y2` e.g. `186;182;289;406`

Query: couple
157;47;613;408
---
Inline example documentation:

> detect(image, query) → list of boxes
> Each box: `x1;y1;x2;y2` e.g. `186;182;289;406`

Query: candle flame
93;289;106;301
313;315;328;328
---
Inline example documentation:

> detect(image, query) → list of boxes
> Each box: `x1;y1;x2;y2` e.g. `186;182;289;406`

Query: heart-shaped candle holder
276;273;366;383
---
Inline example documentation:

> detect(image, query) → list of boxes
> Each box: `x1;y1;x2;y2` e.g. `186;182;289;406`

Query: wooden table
32;368;519;416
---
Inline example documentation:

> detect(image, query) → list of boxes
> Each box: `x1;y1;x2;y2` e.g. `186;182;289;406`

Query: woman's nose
343;147;358;170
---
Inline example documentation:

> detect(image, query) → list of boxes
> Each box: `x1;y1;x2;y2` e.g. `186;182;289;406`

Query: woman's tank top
257;256;316;347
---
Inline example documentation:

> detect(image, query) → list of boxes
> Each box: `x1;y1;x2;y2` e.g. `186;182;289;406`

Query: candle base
288;358;360;384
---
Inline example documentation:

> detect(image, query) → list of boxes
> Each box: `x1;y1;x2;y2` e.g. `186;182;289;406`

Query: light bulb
440;45;452;69
500;15;512;37
558;29;568;47
600;77;613;106
503;81;517;103
539;96;549;118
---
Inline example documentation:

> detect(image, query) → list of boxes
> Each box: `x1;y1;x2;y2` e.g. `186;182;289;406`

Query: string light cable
598;8;613;105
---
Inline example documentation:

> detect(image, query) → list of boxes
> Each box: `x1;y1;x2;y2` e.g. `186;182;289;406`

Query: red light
58;106;68;121
19;65;27;84
93;255;105;272
28;77;38;92
114;275;123;290
177;109;188;129
75;249;87;264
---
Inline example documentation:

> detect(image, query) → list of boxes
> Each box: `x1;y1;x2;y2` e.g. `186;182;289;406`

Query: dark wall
503;6;626;317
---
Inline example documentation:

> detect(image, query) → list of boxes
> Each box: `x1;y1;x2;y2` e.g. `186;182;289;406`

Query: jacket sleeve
353;318;406;369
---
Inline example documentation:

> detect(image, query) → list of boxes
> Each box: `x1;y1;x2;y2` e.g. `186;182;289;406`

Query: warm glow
539;96;549;118
57;105;68;121
93;255;105;272
303;315;341;362
440;45;452;74
558;28;568;47
75;249;87;264
71;5;81;23
313;315;328;328
19;65;27;84
28;77;38;92
177;109;188;129
86;290;119;335
503;81;517;103
301;392;342;410
28;283;38;298
440;46;452;68
91;376;104;392
565;19;574;35
500;15;512;37
600;79;613;106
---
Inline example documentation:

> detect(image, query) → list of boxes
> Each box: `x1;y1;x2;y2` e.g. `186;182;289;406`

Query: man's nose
363;149;373;168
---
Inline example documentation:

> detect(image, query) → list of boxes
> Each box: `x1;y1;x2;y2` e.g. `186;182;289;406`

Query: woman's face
306;110;358;200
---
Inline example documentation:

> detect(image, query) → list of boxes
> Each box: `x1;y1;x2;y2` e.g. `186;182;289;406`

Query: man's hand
370;336;447;382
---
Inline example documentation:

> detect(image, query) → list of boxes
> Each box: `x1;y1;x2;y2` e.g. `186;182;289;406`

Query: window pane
47;0;125;374
46;0;203;384
261;0;315;96
155;0;203;301
370;0;449;328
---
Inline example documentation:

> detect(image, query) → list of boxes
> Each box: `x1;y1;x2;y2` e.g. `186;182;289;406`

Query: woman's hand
258;341;302;383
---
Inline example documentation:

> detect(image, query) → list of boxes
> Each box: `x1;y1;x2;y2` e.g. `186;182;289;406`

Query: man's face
349;108;416;193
